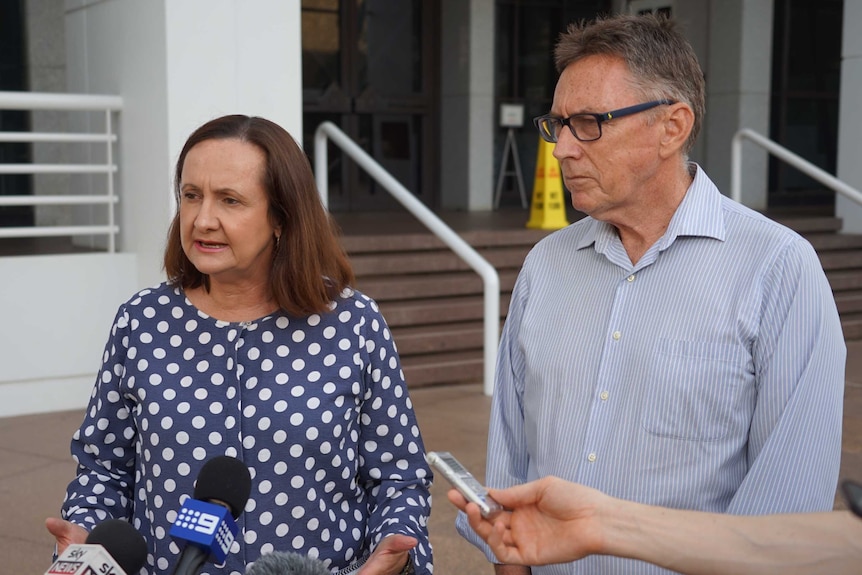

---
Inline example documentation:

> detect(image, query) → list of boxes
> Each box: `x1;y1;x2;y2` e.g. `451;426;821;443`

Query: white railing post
0;91;122;245
314;128;329;211
314;121;500;396
105;108;116;253
731;128;862;209
731;131;743;204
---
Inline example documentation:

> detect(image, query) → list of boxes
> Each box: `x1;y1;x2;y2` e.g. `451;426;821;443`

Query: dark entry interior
301;0;438;213
0;0;32;227
494;0;610;208
769;0;843;211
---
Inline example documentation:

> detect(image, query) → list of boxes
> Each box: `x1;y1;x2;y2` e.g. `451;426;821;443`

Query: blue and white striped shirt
456;165;846;574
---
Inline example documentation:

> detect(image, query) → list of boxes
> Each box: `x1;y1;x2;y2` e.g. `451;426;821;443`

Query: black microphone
246;551;331;575
45;518;147;575
169;455;252;575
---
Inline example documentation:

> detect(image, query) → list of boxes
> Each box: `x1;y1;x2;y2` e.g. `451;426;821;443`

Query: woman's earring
274;235;281;251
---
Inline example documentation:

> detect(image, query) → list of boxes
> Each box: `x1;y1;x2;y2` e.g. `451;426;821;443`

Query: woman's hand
45;517;89;555
358;534;417;574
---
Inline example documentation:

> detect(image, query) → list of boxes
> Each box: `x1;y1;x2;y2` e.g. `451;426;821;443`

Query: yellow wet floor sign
526;137;570;230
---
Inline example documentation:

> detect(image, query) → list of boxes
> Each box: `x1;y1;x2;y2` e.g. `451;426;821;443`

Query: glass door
301;0;437;212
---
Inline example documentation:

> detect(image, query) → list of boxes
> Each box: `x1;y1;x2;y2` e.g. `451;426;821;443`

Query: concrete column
64;0;303;286
703;0;773;208
440;0;495;211
836;1;862;232
25;0;70;230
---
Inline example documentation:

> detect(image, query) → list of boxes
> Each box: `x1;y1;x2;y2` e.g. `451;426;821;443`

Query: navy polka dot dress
60;282;434;575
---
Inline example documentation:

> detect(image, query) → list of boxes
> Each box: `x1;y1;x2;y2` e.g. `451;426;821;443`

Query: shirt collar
576;163;726;253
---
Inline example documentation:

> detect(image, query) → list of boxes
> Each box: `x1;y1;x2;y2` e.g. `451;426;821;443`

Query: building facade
0;0;858;416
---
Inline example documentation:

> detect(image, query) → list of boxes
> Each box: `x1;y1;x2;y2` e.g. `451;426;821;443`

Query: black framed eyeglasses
532;99;676;143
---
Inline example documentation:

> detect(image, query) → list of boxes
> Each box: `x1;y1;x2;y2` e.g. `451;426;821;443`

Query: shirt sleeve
355;297;434;575
61;304;138;528
727;237;846;514
455;266;532;562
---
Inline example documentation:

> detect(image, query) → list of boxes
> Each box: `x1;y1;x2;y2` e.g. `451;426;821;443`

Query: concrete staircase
342;227;551;387
341;214;862;388
783;215;862;340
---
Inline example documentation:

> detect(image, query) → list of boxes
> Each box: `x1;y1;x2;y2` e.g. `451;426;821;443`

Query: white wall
65;0;302;287
439;0;495;211
837;0;862;232
65;0;171;286
703;0;773;207
164;0;303;180
0;254;138;417
0;0;304;418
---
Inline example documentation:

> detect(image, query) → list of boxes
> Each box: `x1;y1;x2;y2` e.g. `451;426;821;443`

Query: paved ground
4;341;861;575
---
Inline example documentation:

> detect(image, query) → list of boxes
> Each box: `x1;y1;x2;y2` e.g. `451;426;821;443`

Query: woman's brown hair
164;114;354;316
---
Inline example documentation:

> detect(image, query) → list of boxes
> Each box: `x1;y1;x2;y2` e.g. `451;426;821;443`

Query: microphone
246;551;331;575
45;518;148;575
169;455;252;575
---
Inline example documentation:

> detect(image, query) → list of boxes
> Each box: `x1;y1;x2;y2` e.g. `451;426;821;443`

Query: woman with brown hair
46;115;432;575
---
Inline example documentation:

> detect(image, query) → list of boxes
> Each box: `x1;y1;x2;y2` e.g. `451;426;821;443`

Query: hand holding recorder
426;451;502;519
449;475;862;575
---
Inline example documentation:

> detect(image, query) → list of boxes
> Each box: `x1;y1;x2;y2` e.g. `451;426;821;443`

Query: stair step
827;270;862;292
460;228;552;248
772;216;842;234
842;313;862;340
356;269;520;302
343;233;454;254
835;291;862;314
401;350;484;387
378;294;512;327
343;228;549;254
819;250;862;271
393;321;485;355
351;245;531;276
805;232;862;251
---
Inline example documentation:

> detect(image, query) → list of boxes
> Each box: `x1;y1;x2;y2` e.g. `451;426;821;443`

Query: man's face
551;55;665;226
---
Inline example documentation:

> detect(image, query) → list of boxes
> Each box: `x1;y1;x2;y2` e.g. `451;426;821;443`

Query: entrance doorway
769;0;843;211
301;0;438;212
494;0;609;210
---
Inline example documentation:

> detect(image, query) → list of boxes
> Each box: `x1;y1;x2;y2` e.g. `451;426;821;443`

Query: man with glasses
456;13;845;575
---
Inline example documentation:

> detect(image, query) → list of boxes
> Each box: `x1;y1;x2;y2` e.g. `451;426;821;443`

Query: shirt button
600;390;609;401
627;274;635;282
612;330;621;340
587;453;597;462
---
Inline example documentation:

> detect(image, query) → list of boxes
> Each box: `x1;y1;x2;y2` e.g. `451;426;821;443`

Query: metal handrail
0;91;122;251
314;121;500;396
731;128;862;206
0;91;122;111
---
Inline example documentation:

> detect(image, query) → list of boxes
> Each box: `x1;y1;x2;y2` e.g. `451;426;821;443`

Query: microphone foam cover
86;518;148;575
247;551;330;575
192;455;252;519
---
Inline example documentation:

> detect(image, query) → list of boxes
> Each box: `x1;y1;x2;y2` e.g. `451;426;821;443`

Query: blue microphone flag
169;498;238;565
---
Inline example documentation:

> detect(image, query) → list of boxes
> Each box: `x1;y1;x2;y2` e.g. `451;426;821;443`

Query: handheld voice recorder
427;451;503;519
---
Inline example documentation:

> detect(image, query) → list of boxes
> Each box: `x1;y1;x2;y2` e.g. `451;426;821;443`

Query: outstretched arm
449;476;862;575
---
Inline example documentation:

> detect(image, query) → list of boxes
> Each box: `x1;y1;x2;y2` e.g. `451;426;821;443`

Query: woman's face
179;138;279;288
